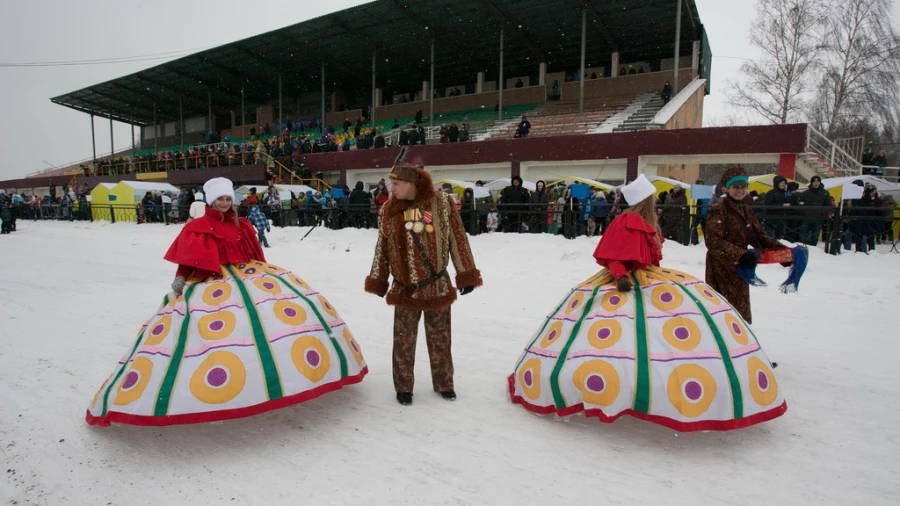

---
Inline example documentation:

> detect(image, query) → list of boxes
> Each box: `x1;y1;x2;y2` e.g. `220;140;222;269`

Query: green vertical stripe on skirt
154;285;199;416
550;285;603;409
631;274;651;414
101;294;169;416
676;284;744;419
226;266;285;401
273;273;349;378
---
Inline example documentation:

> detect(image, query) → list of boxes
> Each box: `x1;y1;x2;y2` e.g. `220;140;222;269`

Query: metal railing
806;126;864;177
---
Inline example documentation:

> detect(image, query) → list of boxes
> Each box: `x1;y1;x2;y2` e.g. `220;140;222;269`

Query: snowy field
1;221;899;506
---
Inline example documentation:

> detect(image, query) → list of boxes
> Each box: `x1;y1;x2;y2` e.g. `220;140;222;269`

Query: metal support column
278;73;283;131
109;117;114;157
131;123;136;155
498;28;504;121
179;98;184;151
153;103;158;150
429;39;435;128
321;64;326;132
90;115;96;161
371;51;377;125
579;7;587;114
208;91;212;137
673;0;682;94
241;85;246;140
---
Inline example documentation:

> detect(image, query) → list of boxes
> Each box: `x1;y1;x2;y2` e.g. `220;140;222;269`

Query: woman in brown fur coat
705;167;785;324
365;164;483;406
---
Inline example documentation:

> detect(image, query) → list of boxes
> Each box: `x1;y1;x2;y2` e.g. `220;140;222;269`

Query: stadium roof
51;0;708;126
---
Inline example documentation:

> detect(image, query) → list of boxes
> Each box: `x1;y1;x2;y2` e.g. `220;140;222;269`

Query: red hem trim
506;374;787;432
86;367;368;427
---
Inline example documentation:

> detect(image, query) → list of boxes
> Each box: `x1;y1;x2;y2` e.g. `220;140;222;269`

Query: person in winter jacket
705;167;787;323
588;190;609;236
662;185;689;244
529;180;551;233
848;184;882;253
248;205;271;248
500;176;530;233
188;192;206;222
762;176;790;239
365;164;482;406
448;124;460;143
797;175;832;246
349;181;372;228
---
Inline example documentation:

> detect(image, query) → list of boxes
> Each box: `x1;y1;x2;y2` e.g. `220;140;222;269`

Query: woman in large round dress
86;177;367;427
508;175;786;432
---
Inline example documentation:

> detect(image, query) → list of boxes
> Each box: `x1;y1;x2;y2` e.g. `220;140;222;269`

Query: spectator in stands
662;81;673;105
573;73;580;82
415;110;423;125
408;127;420;146
862;147;874;168
343;118;351;133
462;116;471;135
375;132;386;148
872;150;888;176
459;124;470;142
264;124;272;136
418;126;427;145
529;180;551;234
500;176;530;233
224;132;232;143
619;68;627;76
440;125;449;143
763;176;790;239
392;119;400;129
550;80;560;101
399;129;409;146
638;67;646;74
448;123;460;143
515;78;524;88
518;116;531;138
355;118;363;138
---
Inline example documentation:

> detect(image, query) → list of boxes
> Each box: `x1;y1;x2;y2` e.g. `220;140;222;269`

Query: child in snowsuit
248;205;271;248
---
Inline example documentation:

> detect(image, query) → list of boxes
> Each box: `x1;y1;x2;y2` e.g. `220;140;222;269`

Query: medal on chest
403;208;429;234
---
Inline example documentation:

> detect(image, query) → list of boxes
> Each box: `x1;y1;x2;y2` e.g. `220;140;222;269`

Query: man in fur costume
365;164;483;406
705;167;786;324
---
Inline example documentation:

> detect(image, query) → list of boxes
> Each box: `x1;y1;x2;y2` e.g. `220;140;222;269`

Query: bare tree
809;0;900;137
728;0;827;124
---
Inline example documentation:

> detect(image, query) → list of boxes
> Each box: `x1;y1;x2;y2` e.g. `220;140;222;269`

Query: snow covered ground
1;221;899;506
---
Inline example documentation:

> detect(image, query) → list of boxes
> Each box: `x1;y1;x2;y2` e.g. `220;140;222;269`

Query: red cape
593;212;662;278
164;206;266;277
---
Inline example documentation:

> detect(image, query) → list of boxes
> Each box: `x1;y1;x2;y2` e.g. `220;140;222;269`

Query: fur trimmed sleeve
365;209;391;297
446;195;483;289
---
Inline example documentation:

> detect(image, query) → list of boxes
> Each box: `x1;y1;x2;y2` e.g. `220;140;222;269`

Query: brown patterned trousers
392;307;454;393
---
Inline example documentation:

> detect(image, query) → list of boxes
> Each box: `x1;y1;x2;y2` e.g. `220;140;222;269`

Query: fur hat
621;174;656;206
203;177;234;204
388;164;425;184
720;167;749;188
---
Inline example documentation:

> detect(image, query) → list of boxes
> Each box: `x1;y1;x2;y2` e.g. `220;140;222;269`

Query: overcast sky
0;0;897;181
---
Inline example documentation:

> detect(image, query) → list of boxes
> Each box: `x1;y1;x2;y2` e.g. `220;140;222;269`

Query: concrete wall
560;69;693;100
656;83;706;183
374;86;546;121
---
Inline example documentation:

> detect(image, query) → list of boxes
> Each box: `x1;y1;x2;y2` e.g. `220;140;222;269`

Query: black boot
439;390;457;401
396;392;413;406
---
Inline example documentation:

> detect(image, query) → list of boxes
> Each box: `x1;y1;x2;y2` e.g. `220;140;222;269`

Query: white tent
116;181;181;198
485;178;537;192
236;185;291;202
821;175;900;195
647;175;690;188
433;179;491;198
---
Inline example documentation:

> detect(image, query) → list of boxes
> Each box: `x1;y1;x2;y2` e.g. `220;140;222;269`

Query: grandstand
0;0;870;196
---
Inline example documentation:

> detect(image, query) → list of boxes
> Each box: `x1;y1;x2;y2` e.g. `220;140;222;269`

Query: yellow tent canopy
109;181;181;222
89;183;117;221
748;174;801;195
547;177;616;192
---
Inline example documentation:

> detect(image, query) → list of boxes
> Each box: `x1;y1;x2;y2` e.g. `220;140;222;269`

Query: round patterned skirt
508;266;786;432
86;261;367;427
